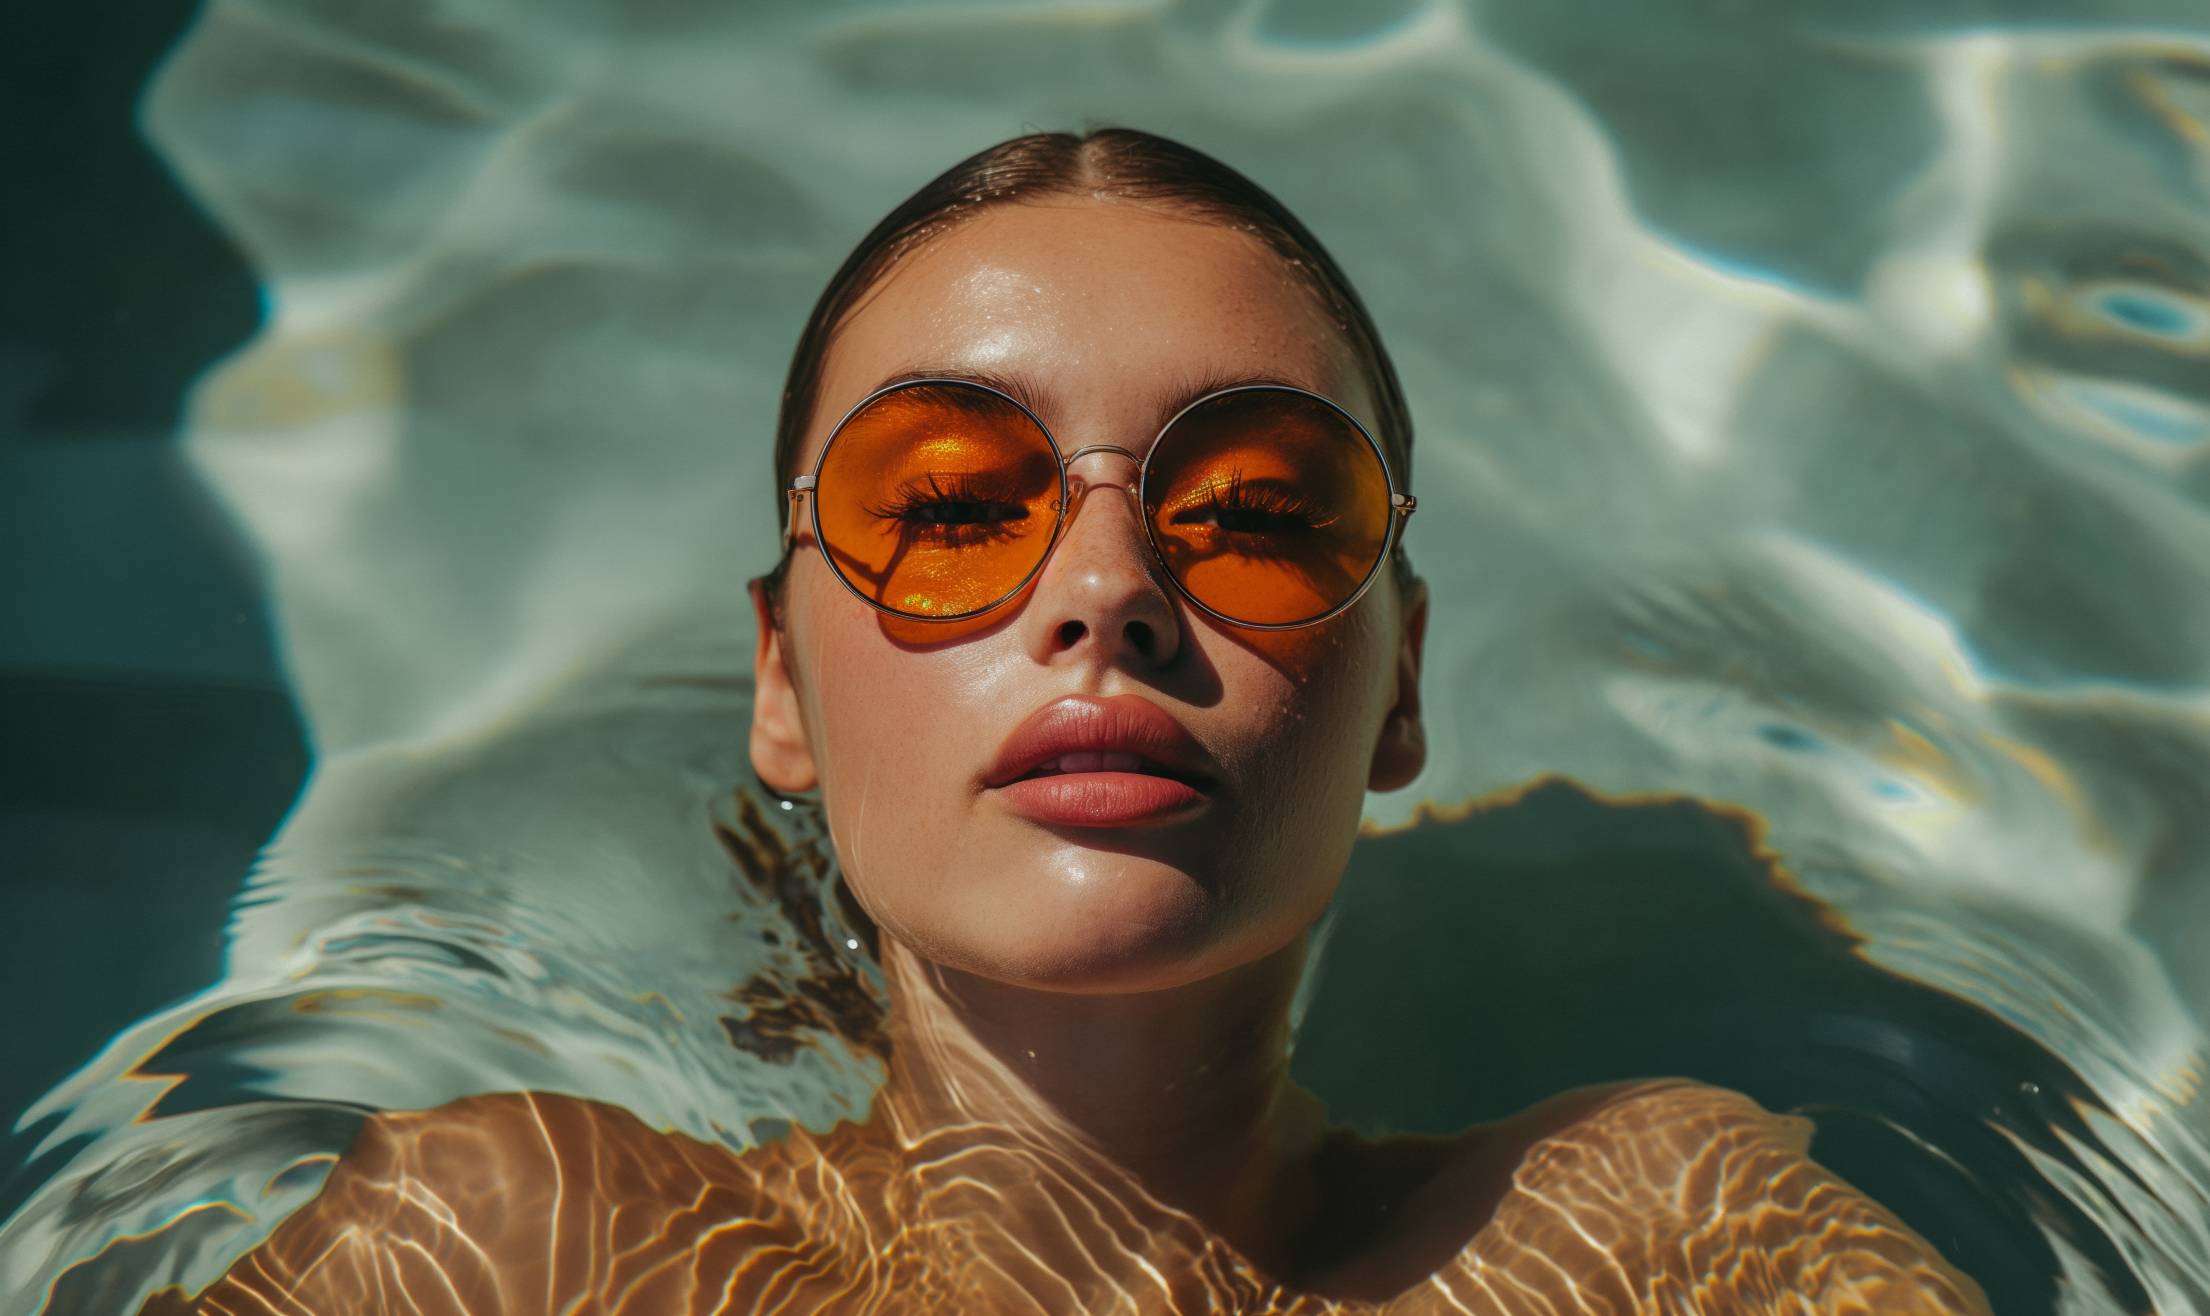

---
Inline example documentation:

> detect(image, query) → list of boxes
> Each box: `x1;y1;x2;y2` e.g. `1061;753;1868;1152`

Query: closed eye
864;472;1031;545
1168;471;1338;535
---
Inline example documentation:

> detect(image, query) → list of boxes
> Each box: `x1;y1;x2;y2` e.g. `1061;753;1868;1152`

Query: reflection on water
5;0;2210;1311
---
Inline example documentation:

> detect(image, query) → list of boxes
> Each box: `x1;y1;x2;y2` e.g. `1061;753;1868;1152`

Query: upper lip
983;694;1215;789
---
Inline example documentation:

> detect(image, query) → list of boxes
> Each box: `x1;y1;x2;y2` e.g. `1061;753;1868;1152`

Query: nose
1022;451;1181;670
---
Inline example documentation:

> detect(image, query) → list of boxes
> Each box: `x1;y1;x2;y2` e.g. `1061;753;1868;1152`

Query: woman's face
752;200;1426;993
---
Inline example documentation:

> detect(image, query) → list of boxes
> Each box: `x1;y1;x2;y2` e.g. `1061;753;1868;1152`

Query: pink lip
983;694;1214;828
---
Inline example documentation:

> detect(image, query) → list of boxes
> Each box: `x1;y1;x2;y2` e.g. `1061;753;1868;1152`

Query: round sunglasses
783;377;1415;630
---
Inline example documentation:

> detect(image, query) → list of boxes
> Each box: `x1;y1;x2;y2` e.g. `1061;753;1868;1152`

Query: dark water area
0;678;307;1225
1296;780;2149;1316
1;0;292;1224
2;0;259;445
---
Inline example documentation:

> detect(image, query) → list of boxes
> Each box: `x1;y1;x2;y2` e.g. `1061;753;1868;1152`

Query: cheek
808;668;938;800
1199;605;1397;818
786;584;1002;920
1232;603;1393;734
790;568;966;770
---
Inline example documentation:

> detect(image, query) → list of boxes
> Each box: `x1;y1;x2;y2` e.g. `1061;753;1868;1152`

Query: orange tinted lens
1145;390;1392;626
813;383;1060;618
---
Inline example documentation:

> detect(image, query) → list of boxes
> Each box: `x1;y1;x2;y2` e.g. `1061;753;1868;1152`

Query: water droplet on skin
845;938;859;951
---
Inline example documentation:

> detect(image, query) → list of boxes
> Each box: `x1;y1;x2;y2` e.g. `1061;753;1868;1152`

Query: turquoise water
6;1;2210;1310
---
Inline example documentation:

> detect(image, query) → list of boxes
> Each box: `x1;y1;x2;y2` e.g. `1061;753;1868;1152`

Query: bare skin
140;1071;1992;1313
141;201;1994;1314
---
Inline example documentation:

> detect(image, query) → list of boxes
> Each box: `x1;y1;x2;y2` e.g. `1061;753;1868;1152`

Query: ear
1366;574;1428;793
749;578;820;794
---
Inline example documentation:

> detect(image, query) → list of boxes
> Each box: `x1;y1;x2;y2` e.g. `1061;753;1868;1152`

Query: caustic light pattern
146;1082;1983;1315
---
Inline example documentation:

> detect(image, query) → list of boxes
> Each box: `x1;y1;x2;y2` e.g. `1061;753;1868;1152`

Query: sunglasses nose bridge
1048;444;1159;581
1054;444;1145;515
1061;442;1143;480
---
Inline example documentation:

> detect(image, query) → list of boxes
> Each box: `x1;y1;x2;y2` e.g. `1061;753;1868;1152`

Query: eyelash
1189;471;1336;534
864;473;1031;546
862;465;1329;556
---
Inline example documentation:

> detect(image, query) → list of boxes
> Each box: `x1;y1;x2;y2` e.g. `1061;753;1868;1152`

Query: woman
144;129;1992;1315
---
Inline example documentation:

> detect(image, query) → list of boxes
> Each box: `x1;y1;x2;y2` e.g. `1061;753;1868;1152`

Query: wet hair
761;126;1414;616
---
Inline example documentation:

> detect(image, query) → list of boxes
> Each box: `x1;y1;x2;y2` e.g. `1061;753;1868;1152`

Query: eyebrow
866;364;1333;431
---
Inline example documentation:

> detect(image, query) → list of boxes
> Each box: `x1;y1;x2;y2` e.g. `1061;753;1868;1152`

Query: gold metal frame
785;377;1415;630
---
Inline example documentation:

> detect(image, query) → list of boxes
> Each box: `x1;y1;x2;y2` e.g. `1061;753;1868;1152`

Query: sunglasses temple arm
1389;492;1417;556
784;477;817;550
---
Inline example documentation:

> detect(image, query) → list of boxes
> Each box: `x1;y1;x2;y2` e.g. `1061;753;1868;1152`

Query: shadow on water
1294;778;2154;1316
2;0;281;1224
0;0;259;444
0;676;308;1227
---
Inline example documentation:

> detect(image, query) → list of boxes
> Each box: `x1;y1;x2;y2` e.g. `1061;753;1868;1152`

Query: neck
874;935;1331;1274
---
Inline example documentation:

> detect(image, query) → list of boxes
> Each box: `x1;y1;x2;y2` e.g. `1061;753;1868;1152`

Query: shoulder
1393;1076;1797;1219
348;1089;729;1184
1502;1075;1814;1179
1299;1080;1777;1301
1417;1079;1993;1316
339;1090;803;1241
159;1092;823;1315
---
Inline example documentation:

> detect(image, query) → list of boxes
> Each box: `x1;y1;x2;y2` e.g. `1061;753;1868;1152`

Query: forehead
804;201;1368;464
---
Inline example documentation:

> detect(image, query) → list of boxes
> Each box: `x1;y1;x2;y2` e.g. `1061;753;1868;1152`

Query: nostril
1055;619;1087;650
1125;620;1156;657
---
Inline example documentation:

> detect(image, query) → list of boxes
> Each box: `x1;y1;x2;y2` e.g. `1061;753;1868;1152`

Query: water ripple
4;1;2208;1310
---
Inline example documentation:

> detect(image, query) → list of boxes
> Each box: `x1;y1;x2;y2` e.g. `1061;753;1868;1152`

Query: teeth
1035;751;1151;776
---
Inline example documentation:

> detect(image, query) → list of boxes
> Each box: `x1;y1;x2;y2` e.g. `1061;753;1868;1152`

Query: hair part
762;127;1415;619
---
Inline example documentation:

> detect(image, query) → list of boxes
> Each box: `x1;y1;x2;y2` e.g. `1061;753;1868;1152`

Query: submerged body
146;1077;1987;1315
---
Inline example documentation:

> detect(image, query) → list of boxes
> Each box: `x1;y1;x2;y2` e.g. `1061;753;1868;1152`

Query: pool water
6;1;2210;1311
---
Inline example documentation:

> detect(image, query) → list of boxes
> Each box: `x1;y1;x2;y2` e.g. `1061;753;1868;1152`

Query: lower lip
990;772;1210;827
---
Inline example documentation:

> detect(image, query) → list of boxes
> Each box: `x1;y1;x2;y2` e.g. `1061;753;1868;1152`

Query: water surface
5;1;2209;1311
